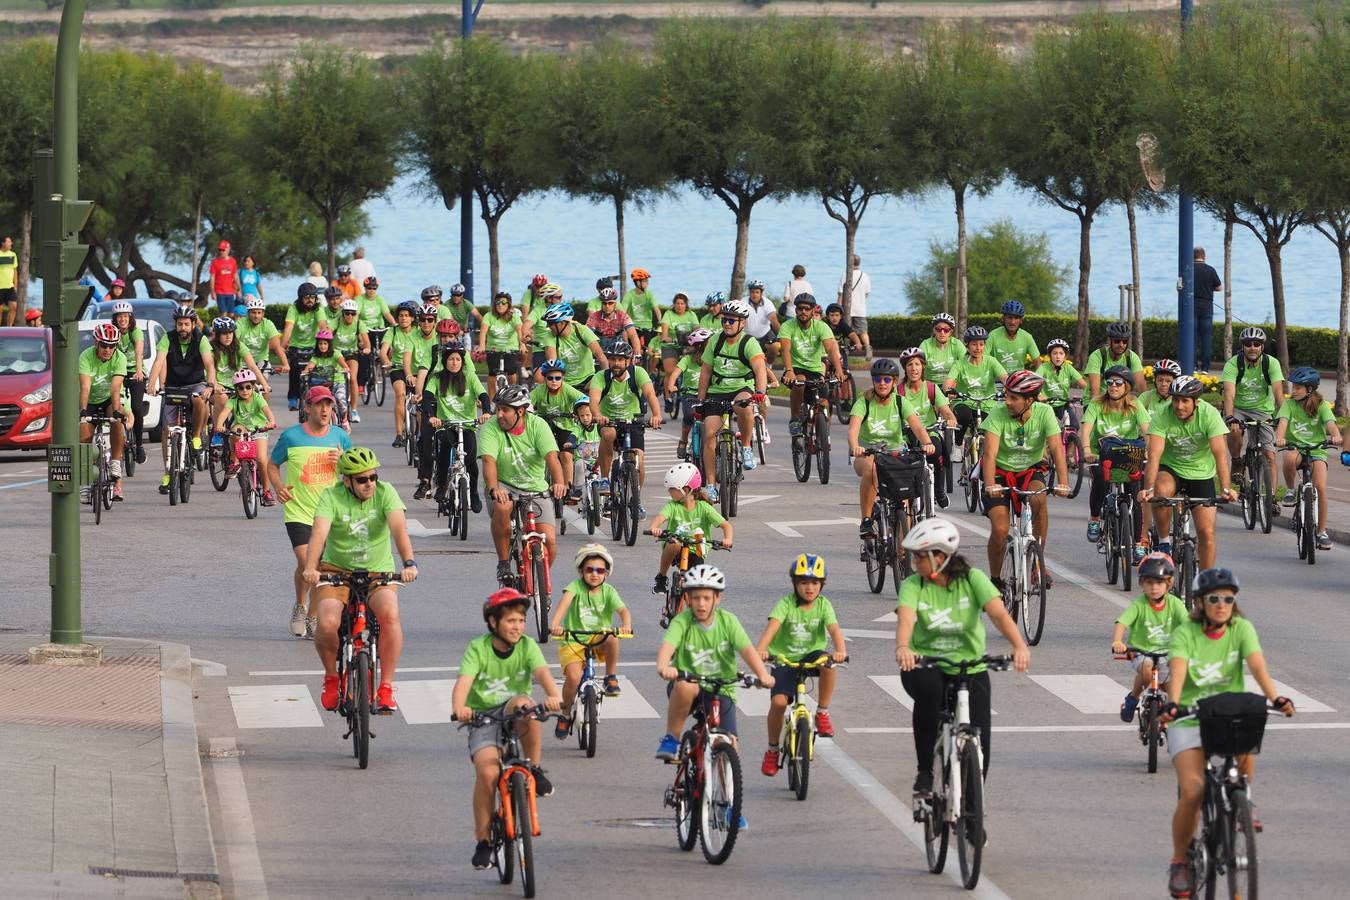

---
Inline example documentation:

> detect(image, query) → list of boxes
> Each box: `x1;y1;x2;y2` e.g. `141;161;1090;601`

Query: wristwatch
403;559;417;568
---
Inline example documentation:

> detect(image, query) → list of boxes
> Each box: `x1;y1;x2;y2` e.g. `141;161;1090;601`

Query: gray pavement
3;392;1350;899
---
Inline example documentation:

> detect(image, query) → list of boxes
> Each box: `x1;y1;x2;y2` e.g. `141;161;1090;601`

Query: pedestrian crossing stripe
228;684;325;729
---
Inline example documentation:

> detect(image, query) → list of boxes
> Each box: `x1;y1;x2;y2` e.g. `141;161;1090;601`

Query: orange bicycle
653;530;728;629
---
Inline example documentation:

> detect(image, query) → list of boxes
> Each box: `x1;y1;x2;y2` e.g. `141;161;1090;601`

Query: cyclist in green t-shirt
1081;366;1151;559
590;342;663;507
848;358;935;533
79;324;131;498
477;292;526;386
1111;552;1186;722
1035;338;1087;430
225;369;278;503
648;461;733;595
541;302;608;392
301;329;351;429
1221;326;1285;502
304;447;418;715
1139;357;1180;414
548;543;633;738
696;299;768;498
443;283;482;348
280;283;330;410
382;302;418;448
1275;367;1342;551
659;292;702;400
899;347;958;508
943;326;1008;449
622;266;661;354
333;299;371;422
779;293;844;431
1084;321;1147;395
986;300;1040;373
919;313;966;385
982;369;1071;585
419;342;490;506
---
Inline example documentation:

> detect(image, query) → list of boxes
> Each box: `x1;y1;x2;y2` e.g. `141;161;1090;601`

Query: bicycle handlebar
560;628;633;641
1277;441;1339;452
1150;496;1226;509
452;703;560;727
772;655;849;670
652;530;729;550
676;671;765;690
1115;647;1169;662
1169;700;1291;723
912;654;1014;673
316;572;400;587
861;446;924;458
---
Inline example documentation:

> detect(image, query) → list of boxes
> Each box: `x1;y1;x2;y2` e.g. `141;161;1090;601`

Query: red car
0;326;54;450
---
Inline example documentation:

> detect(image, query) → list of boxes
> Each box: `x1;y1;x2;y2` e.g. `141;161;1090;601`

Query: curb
1214;501;1350;548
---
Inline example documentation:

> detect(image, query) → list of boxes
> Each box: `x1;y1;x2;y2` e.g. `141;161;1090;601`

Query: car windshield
0;336;51;375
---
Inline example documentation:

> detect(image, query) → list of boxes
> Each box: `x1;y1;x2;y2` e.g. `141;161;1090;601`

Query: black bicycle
1278;441;1336;565
860;447;930;595
362;328;388;407
1149;496;1222;610
788;373;834;485
1234;416;1276;534
605;417;652;547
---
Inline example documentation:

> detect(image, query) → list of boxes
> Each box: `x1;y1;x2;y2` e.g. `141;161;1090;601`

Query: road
3;396;1348;899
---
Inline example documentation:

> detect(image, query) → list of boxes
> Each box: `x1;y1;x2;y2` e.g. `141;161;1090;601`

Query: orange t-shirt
332;278;360;301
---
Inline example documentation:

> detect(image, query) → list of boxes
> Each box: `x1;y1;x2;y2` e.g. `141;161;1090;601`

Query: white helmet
663;462;702;493
720;299;750;319
245;296;266;311
574;543;614;571
682;564;726;592
901;516;961;557
111;300;133;315
340;298;359;313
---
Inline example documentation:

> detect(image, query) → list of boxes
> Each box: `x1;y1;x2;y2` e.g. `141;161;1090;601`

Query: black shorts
702;391;752;415
603;421;645;451
666;682;738;736
0;287;16;305
389;369;407;385
548;424;578;453
1157;464;1217;499
485;350;519;378
770;651;830;700
982;466;1048;513
285;521;312;548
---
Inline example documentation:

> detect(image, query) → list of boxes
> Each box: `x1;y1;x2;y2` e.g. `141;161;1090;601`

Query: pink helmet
315;328;334;341
232;369;258;386
663;462;702;492
111;278;126;289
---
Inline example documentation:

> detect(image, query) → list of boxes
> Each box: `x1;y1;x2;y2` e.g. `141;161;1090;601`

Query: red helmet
1004;370;1046;397
530;274;548;289
92;323;120;345
483;587;529;622
436;319;460;336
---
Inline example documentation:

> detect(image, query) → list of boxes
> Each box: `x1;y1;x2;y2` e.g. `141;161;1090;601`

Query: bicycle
161;388;196;506
950;392;998;514
751;402;768;467
362;328;387;407
771;655;846;802
1278;441;1336;565
662;671;762;865
788;373;835;485
604;417;652;547
829;363;856;426
316;571;397;770
81;412;120;524
1234;416;1276;534
403;385;420;468
208;386;235;493
575;444;603;536
1046;401;1085;499
507;491;553;643
557;628;633;758
454;704;560;899
1092;440;1147;591
860;447;930;595
1149;496;1221;610
1171;696;1283;900
697;397;753;519
433;420;477;541
998;486;1049;646
652;530;729;629
911;654;1013;891
231;425;274;520
1113;647;1170;774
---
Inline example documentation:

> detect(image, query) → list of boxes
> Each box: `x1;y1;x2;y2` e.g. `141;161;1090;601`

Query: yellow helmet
788;553;827;580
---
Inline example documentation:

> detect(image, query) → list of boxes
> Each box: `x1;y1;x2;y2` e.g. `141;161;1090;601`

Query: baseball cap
305;385;335;405
25;308;43;322
218;240;231;251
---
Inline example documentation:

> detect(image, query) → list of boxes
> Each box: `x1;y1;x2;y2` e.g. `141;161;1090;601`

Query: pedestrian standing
1193;247;1221;372
838;254;873;359
780;265;813;320
306;261;329;290
0;235;18;327
208;240;240;318
347;246;376;288
239;255;264;304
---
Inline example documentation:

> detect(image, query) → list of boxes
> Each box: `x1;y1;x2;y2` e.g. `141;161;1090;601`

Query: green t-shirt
228;390;270;431
313;480;405;573
898;568;1002;674
387;327;416;372
1116;594;1188;654
459;632;548;712
662;607;752;699
1221;354;1283;416
1035;361;1084;405
407;329;437;373
919;337;966;385
672;354;701;396
212;346;253;387
443;299;475;333
595;366;652;420
982;401;1061;472
558;580;627;644
332;318;364;357
115;326;144;366
698;312;724;332
986;327;1039;374
1169;617;1263;727
899;381;949;429
478;414;560;492
778;317;835;373
1151;401;1227;481
307;351;347;386
701;334;764;394
947;356;1007;411
484;310;522;352
268;424;352;524
765;594;838;659
621;288;659;330
79;347;127;405
545;322;601;388
1138;388;1171;414
284;306;329;350
1082;399;1150;461
1276;397;1335;460
236;317;279;364
357;293;389;332
1085;346;1145;376
658;498;725;540
0;249;17;290
851;392;918;450
426;370;486;425
530;382;585;436
662;309;702;350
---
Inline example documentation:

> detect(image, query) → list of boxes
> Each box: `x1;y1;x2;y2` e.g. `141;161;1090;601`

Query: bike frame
513;496;552;600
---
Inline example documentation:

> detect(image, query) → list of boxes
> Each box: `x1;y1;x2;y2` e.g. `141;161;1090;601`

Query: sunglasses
582;565;609;575
1110;337;1129;344
1105;378;1128;387
721;317;741;325
602;300;617;305
419;316;437;322
934;326;952;334
349;473;379;485
544;374;564;382
1242;341;1264;348
237;384;255;391
1203;594;1235;606
343;311;357;316
872;375;895;384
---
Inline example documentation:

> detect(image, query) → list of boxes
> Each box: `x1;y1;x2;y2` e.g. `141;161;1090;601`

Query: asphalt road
3;398;1348;900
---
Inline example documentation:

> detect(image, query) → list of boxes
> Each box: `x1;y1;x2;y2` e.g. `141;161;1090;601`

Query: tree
259;45;399;279
894;24;1012;330
0;40;55;316
904;219;1071;316
1002;17;1160;362
651;20;787;299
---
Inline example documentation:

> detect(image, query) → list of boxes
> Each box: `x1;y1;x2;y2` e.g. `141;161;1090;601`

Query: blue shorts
667;681;737;736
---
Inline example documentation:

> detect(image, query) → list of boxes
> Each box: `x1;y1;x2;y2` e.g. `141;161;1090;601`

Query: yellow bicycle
773;654;846;801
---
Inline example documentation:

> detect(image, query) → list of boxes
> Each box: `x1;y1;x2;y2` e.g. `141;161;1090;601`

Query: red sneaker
321;674;340;710
761;749;780;777
376;682;397;712
815;710;835;738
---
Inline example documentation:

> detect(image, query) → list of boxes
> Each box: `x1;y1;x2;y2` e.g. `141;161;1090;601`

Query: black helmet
420;285;443;302
1168;375;1204;398
1106;321;1131;340
1195;567;1239;595
323;285;343;299
1102;365;1133;385
297;282;319;300
963;325;988;342
1137;552;1175;581
607;341;635;359
870;358;901;379
336;264;352;276
825;303;843;316
595;276;613;292
793;292;817;308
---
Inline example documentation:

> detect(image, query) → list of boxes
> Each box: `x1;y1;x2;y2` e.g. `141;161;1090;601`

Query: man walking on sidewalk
837;254;873;359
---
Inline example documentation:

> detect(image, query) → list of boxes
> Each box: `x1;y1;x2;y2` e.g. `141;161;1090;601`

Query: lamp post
459;0;485;303
1177;0;1196;374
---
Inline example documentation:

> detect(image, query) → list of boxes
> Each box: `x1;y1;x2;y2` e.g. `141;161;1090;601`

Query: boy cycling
1111;552;1187;722
549;544;633;738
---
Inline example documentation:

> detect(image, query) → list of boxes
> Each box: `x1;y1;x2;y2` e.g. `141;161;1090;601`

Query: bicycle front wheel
509;771;536;898
1240;462;1257;530
609;470;626;541
374;361;387;406
623;470;640;547
209;446;229;491
1227;789;1258;900
1000;540;1018;622
582;687;599;759
864;513;886;595
754;415;767;466
792;716;811;801
241;462;259;519
1178;542;1198;611
1302;485;1316;565
178;459;192;504
718;438;734;519
1066;437;1084;499
674;734;699;851
791;432;811;482
1104;507;1120;585
457;479;471;541
1021;541;1047;646
352;652;371;769
1145;698;1161;774
699;742;742;865
93;469;105;525
586;482;600;534
954;739;984;890
816;412;831;485
1118;503;1134;592
530;550;550;643
1255;461;1273;534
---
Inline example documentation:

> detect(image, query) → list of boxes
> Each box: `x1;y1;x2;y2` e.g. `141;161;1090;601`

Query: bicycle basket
874;453;927;503
234;439;258;461
1196;692;1267;756
1100;436;1146;476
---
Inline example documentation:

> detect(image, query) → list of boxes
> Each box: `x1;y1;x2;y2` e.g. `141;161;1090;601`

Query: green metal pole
48;0;87;645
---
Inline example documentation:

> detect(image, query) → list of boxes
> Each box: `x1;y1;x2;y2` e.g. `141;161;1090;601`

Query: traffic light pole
459;0;483;304
1176;0;1196;375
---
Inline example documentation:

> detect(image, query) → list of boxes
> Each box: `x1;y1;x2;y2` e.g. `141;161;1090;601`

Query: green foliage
903;219;1071;316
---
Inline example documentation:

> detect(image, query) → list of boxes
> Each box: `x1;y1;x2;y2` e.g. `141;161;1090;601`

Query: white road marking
735;687;813;718
396;679;456;725
208;737;270;900
765;517;858;538
228;684;324;729
869;674;997;714
1246;674;1335;713
580;676;661;719
734;494;780;507
405;517;453;537
873;611;898;623
245;661;660;677
848;722;1350;734
842;628;895;640
1030;674;1132;715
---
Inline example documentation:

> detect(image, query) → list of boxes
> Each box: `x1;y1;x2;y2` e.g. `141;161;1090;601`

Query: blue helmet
542;303;574;324
1288;366;1320;388
1001;300;1026;317
396;300;419;315
705;291;725;307
539;358;566;375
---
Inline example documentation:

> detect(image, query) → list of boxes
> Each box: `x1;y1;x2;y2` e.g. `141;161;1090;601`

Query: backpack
1235;353;1274;387
708;331;753;383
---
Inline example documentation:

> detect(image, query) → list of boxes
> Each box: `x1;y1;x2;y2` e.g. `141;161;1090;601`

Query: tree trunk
486;215;501;299
614;193;626;289
189;192;204;297
1126;193;1143;356
325;214;337;282
729;204;751;301
1073;212;1093;366
1222;215;1234;360
842;216;859;321
1262;239;1290;372
17;205;32;313
1336;233;1349;416
954;183;968;331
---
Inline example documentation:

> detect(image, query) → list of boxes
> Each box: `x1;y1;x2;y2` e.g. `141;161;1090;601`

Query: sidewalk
0;636;219;899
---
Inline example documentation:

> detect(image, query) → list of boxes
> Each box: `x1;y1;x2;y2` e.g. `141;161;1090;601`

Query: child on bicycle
754;553;847;777
665;328;713;460
648;462;733;596
549;544;633;738
1274;366;1342;551
452;588;563;871
655;565;772;766
572;396;601;484
226;369;278;504
1111;552;1187;722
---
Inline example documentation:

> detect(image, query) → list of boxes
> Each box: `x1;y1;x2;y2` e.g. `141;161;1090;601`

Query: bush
903;218;1072;316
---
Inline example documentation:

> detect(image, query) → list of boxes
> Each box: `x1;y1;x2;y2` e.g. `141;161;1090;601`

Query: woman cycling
919;313;966;386
332;298;370;423
898;346;957;509
530;358;585;499
419;340;489;510
541;302;607;393
1035;337;1087;430
477;292;525;386
110;299;147;463
894;517;1030;795
1081;365;1150;559
943;325;1008;457
1161;567;1293;899
300;328;350;430
1275;366;1342;551
660;292;701;393
648;462;733;597
1140;358;1180;414
225;368;278;502
848;357;935;536
383;300;418;448
209;317;267;434
666;328;713;461
586;287;640;356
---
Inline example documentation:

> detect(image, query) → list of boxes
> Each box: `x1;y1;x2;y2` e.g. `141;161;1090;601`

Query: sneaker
376;683;397;712
289;602;307;637
191;435;203;452
227;462;240;477
789;419;804;437
705;484;719;502
913;770;934;796
637;505;646;518
603;675;621;697
1121;692;1139;723
1317;531;1332;550
471;492;483;514
1133;543;1148;565
1087;520;1102;542
1282;491;1298;508
496;560;514;584
567;486;582;502
951;445;964;464
349;409;361;423
159;474;171;495
287;398;299;411
741;446;757;470
675;442;687;460
304;616;317;641
109;459;122;479
656;733;680;762
261;490;276;507
531;766;553;798
413;481;430;500
111;481;124;501
935;491;949;510
761;749;780;777
652;574;668;595
392;434;406;448
471;840;493;870
762;429;772;446
597;478;611;492
135;443;147;464
728;809;748;831
815;710;835;738
320;674;340;710
554;715;571;740
1168;860;1193;898
859;518;872;539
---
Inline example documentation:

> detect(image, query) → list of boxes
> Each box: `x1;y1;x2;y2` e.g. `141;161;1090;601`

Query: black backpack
708;331;754;383
1235;353;1274;386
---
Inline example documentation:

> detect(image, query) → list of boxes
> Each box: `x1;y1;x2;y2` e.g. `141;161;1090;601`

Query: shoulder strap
927;381;936;405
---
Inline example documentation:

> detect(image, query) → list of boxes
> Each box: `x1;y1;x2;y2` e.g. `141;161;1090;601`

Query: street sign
47;444;74;492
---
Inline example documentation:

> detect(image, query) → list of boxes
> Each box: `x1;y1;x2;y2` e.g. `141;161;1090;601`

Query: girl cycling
209;317;267;434
1275;366;1342;551
848;357;934;535
1081;364;1150;559
1035;337;1087;430
648;462;733;597
419;340;489;510
531;358;585;499
300;328;350;429
659;292;701;391
898;346;958;509
665;328;712;461
477;291;525;386
919;312;965;385
943;325;1007;451
226;369;278;503
1140;358;1181;414
110;299;147;463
